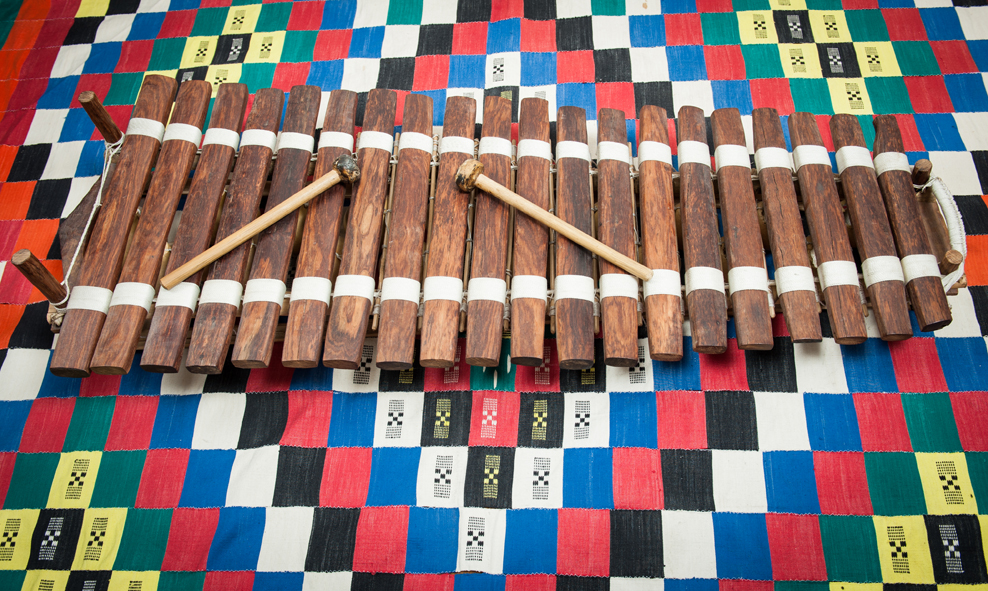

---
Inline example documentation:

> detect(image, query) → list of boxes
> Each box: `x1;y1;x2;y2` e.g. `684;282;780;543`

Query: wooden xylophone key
282;89;359;368
509;97;552;367
323;88;398;369
873;115;952;332
375;93;434;370
752;108;822;343
678;106;728;354
139;83;249;373
830;114;912;341
419;96;477;368
638;106;682;361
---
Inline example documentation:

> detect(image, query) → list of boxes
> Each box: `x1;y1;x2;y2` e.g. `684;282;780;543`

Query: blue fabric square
662;0;697;13
503;509;557;574
666;580;719;591
804;393;863;451
877;0;913;7
61;109;96;143
520;52;556;86
0;401;31;452
149;395;200;449
84;43;121;74
609;391;658;448
563;448;613;508
413;89;447;125
557;83;597;117
779;115;794;150
118;352;163;395
630;15;665;47
712;80;753;114
306;61;344;91
913;114;966;151
967;40;988;72
713;512;772;580
454;574;506;591
653;337;701;391
763;450;821;514
366;447;420;506
288;364;333;391
405;507;458;573
37;361;81;398
327;392;376;447
321;0;356;30
178;449;235;508
206;507;265;571
841;338;898;393
920;8;964;40
76;141;107;177
449;55;486;89
169;0;200;9
37;76;80;110
128;12;165;40
936;337;988;391
909;312;935;337
945;74;988;112
488;19;521;53
253;572;302;591
666;46;707;81
348;27;385;58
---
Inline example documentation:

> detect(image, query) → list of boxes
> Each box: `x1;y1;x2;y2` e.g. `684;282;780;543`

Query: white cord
923;176;967;292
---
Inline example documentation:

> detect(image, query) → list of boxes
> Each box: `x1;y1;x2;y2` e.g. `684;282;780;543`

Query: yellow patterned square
809;10;852;42
770;0;808;9
0;510;40;570
830;584;881;591
916;452;979;514
853;42;901;77
21;570;70;591
483;455;500;499
223;5;262;35
737;11;780;44
47;452;102;509
779;44;823;78
108;570;159;591
70;508;126;571
827;78;873;114
180;37;219;70
75;0;109;17
873;515;935;584
206;64;243;97
244;31;285;64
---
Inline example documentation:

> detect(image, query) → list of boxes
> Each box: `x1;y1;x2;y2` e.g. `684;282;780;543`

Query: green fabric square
0;572;25;590
845;10;890;42
89;450;145;508
388;0;423;24
701;13;741;46
231;0;262;5
114;508;172;571
281;30;317;64
819;515;883;582
3;453;59;509
190;6;228;37
775;583;829;591
63;396;115;452
255;2;292;32
742;45;784;78
0;20;16;50
732;0;770;10
806;0;843;10
901;392;962;452
0;0;21;21
966;452;988;508
591;0;625;15
471;339;515;391
148;38;187;72
857;115;875;150
864;452;927;515
103;73;144;106
158;572;205;591
865;77;913;114
240;63;277;93
893;41;941;76
790;78;834;114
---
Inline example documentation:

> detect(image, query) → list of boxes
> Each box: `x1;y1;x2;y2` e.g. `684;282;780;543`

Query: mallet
161;154;360;290
456;158;653;281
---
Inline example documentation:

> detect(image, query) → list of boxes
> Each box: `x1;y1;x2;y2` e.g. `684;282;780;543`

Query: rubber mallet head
456;159;485;193
333;153;360;184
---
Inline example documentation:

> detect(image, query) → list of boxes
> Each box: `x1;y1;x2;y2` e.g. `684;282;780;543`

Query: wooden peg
11;249;67;304
79;91;123;143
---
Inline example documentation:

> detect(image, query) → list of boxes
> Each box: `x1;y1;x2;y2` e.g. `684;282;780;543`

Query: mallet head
333;153;360;184
455;159;484;193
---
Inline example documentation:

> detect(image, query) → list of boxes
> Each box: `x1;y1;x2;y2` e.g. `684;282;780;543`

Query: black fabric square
28;178;71;220
63;17;103;45
956;195;988;235
556;17;594;52
464;447;515;508
106;0;141;14
272;446;326;507
610;510;663;578
484;87;520;121
8;144;52;182
351;573;405;591
421;391;473;446
660;449;714;511
967;286;988;336
457;0;492;22
379;362;425;392
237;392;289;449
9;302;55;349
416;24;454;56
774;11;814;44
634;82;674;120
883;585;937;591
524;0;557;20
952;0;988;6
970;151;988;194
925;514;988;583
305;507;360;572
517;392;564;448
560;339;606;392
745;337;798;392
593;49;632;83
177;66;209;83
819;310;835;339
705;391;759;450
818;43;861;78
66;571;111;591
47;233;62;260
377;58;415;91
27;509;84;570
212;34;250;65
556;576;610;591
202;353;252;393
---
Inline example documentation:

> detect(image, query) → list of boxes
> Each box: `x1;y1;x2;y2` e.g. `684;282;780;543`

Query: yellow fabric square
47;452;102;509
809;10;852;42
180;37;219;70
854;42;901;77
828;78;873;114
144;70;179;84
108;571;159;591
873;515;936;584
830;584;881;591
70;508;126;571
916;452;979;514
223;5;262;35
737;11;780;44
206;64;243;97
779;44;823;78
770;0;807;9
244;31;285;64
20;570;70;591
0;510;40;571
75;0;110;18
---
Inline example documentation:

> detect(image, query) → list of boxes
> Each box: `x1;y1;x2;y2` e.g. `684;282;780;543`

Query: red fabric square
882;9;927;41
200;0;233;7
19;397;74;453
814;451;873;515
664;14;703;46
704;45;745;80
352;505;409;573
7;78;47;111
853;392;912;451
414;55;450;91
135;448;190;508
273;62;311;92
656;390;707;449
506;575;555;591
287;1;325;30
0;305;24;349
888;337;947;393
424;339;472;391
0;262;33;304
596;83;636;118
904;76;954;113
245;342;294;391
281;390;333;448
105;395;157;450
931;40;978;74
203;571;253;591
405;574;456;591
842;0;879;8
721;582;773;591
697;0;733;12
520;19;556;52
813;115;834;151
161;507;220;571
513;339;561;392
468;391;520;447
320;447;371;507
0;452;14;508
0;104;30;145
116;40;153;73
771;314;791;338
158;10;196;38
13;219;59;263
750;78;795;116
393;90;410;128
951;392;988;451
491;0;524;21
2;19;42;50
699;339;749;391
892;114;924;151
22;47;60;81
766;513;827;580
612;447;664;509
0;220;22;262
33;18;73;50
0;182;32;220
557;509;610;577
0;50;28;82
0;146;17;183
74;74;113;105
556;51;595;84
79;373;122;398
452;22;488;55
314;29;351;62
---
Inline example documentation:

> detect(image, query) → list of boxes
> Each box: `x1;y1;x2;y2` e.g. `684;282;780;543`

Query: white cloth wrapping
817;260;860;292
836;145;874;174
597;141;631;164
318;131;354;152
66;286;113;313
677;140;711;167
478;136;512;158
276;131;315;154
109;282;156;312
333;274;376;301
556;141;592;163
240;129;278;152
162;122;203;147
684;266;725;296
714;144;750;171
553;274;595;302
422;276;464;303
517;139;552;161
380;277;422;304
792;144;831;172
243;278;287;305
357;130;394;154
873;152;911;176
754;147;792;173
727;266;769;297
289;276;332;305
439;136;474;156
398;131;433;154
467;277;507;304
773;265;816;296
125;118;165;142
901;253;941;283
202;128;240;151
510;275;548;302
861;255;905;287
199;279;244;307
599;273;639;301
156;282;201;312
643;268;681;298
638;141;672;166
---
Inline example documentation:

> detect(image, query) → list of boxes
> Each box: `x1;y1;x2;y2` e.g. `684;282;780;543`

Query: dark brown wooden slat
323;88;398;369
375;94;434;370
678;106;727;354
140;83;249;373
50;75;178;378
830;114;912;341
419;96;477;368
873;115;952;332
282;89;359;368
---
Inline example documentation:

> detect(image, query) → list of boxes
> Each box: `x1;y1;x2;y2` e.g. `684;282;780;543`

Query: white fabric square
192;392;246;449
958;7;988;39
256;507;314;572
26;110;69;145
352;2;389;28
485;52;521;88
563;392;610;448
381;25;419;58
332;338;381;393
50;45;91;78
511;447;564;509
585;119;599;159
606;338;654;392
936;288;981;337
913;0;951;6
592;16;631;50
421;0;458;24
740;114;755;153
226;445;279;507
753;391;812;451
625;0;663;14
62;176;99;218
159;351;207;395
557;0;592;18
456;508;506;574
41;141;84;180
629;46;669;83
316;92;331;130
672;81;715;116
519;86;557;121
416;446;468;508
137;0;170;12
712;449;767;512
682;318;692;336
373;391;425;447
793;339;849;393
341;58;381;93
954;113;988;151
0;349;48;401
303;572;352;591
94;16;135;43
611;578;664;591
661;510;717;579
928;151;983;196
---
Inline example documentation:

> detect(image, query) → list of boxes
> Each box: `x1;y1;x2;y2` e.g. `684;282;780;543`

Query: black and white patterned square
213;35;251;65
464;447;514;508
434;455;454;499
176;66;209;84
937;461;965;505
386;399;405;439
416;446;468;507
574;400;591;440
464;516;485;561
774;11;813;44
517;393;564;448
456;508;506;573
925;514;988;583
751;13;770;40
28;509;84;570
421;391;472;447
532;457;551;500
332;341;381;392
65;570;111;591
817;43;860;78
65;459;90;501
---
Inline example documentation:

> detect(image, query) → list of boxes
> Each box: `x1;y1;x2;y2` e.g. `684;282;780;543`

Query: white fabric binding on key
162;122;203;147
836;145;875;174
156;282;200;312
467;277;507;304
511;275;548;302
126;118;165;142
398;132;433;154
684;266;725;296
677;140;711;167
553;274;595;302
243;278;286;305
714;144;750;171
380;277;421;304
792;144;831;172
817;260;860;292
202;128;240;151
556;141;592;163
109;282;156;312
597;141;631;164
517;139;552;161
439;136;474;156
240;129;278;152
754;147;792;172
333;275;376;301
861;255;904;287
901;254;941;283
478;137;512;158
727;266;769;296
423;276;464;303
599;273;638;300
357;130;394;154
774;265;816;296
290;276;332;305
638;141;672;166
874;152;911;176
643;268;681;298
276;131;314;154
66;286;113;313
318;131;354;152
199;279;244;307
